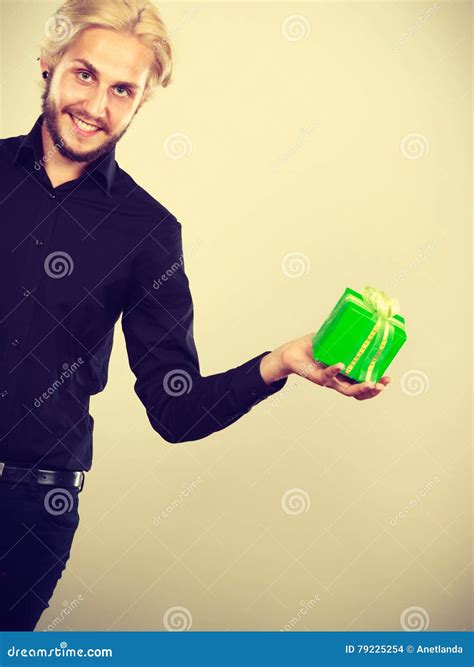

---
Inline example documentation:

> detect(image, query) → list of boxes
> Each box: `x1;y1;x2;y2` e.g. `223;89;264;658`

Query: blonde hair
40;0;174;103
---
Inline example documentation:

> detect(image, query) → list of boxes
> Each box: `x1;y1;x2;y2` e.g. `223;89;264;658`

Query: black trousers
0;477;80;630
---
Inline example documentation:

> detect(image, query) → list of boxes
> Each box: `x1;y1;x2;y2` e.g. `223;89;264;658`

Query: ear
39;56;48;76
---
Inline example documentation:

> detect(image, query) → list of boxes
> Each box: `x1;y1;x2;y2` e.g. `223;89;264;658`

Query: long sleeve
121;215;288;443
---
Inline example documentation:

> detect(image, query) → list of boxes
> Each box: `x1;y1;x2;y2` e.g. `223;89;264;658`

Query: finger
355;381;389;400
355;389;381;400
365;377;391;396
342;379;380;398
319;362;346;386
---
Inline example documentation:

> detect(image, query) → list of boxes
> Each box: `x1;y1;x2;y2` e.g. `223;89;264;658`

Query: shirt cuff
231;350;288;409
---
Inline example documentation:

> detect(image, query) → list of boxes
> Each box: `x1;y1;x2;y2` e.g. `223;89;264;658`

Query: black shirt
0;114;287;472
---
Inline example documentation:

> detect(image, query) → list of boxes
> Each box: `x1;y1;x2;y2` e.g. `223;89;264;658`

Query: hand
264;332;391;401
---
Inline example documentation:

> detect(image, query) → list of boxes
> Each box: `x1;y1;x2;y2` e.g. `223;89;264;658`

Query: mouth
68;113;103;137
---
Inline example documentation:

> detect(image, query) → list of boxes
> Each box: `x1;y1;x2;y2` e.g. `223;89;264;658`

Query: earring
42;70;49;79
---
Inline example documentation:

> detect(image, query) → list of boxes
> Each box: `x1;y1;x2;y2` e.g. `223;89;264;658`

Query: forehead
64;27;155;84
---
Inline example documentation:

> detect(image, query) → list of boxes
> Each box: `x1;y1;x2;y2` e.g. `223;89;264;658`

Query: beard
40;74;136;164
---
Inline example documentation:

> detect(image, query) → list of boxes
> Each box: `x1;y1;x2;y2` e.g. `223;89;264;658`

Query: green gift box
312;286;407;383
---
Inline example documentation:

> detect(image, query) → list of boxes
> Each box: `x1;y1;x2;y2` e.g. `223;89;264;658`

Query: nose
82;85;108;127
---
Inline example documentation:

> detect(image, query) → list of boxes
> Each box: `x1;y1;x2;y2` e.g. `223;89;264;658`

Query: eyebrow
69;58;141;92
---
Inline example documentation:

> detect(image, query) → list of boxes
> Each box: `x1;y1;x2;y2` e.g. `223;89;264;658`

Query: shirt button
35;239;44;246
0;390;8;398
49;193;56;199
11;339;20;347
23;289;31;298
250;389;258;396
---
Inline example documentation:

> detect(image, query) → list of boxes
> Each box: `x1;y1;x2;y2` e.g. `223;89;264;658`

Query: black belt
0;461;85;492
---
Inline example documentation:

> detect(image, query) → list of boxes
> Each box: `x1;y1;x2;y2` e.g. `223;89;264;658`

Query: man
0;0;390;631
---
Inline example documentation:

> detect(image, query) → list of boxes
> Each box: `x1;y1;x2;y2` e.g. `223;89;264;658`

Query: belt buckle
0;462;4;477
78;472;85;492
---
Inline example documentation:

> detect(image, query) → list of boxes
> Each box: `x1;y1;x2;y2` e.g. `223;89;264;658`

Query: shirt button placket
2;188;61;442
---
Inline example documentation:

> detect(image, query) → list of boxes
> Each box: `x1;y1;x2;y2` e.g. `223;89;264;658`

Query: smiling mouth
68;113;103;135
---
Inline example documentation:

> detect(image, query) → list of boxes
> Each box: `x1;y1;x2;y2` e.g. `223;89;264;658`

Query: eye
77;70;93;82
114;85;131;98
74;70;131;98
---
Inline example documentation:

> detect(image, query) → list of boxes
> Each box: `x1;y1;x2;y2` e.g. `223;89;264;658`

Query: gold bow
344;285;400;382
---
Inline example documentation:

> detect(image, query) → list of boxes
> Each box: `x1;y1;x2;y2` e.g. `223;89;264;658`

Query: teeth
72;115;99;133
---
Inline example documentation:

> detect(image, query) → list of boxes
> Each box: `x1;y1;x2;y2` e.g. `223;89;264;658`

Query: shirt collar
13;113;117;195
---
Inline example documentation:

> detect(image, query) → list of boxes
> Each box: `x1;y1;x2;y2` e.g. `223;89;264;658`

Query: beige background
1;0;472;631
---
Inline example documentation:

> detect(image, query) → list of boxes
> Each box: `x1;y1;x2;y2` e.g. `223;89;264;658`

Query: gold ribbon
344;286;400;382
